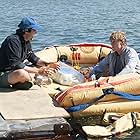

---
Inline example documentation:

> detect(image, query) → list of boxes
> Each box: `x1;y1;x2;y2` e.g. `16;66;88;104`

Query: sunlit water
0;0;140;139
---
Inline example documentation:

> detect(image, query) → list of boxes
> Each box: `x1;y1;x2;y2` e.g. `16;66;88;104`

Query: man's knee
8;69;31;84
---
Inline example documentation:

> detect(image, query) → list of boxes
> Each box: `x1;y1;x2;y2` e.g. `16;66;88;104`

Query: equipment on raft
49;61;85;86
34;75;53;86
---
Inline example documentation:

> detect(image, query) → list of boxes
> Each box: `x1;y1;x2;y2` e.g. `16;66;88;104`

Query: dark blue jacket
0;33;39;72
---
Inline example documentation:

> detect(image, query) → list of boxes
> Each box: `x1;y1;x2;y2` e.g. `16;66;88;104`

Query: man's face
24;29;37;41
111;40;123;52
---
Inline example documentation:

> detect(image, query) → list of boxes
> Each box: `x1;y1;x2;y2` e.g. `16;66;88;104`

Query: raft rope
52;45;61;62
66;88;140;112
70;47;80;70
98;47;102;62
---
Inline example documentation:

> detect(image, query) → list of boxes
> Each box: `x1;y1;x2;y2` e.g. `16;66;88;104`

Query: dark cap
18;17;43;31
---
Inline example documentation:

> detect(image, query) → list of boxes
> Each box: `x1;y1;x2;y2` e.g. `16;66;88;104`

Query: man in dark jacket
0;17;59;90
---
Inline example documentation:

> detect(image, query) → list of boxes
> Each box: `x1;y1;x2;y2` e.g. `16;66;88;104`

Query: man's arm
117;48;140;75
89;55;110;79
36;59;49;66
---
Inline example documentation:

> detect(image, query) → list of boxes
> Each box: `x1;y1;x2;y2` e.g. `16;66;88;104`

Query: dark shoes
12;81;33;90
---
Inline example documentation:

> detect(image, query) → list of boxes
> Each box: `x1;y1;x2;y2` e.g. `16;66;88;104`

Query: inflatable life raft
36;43;140;117
36;43;112;67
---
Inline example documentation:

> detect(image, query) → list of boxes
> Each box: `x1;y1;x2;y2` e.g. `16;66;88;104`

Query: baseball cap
18;17;43;31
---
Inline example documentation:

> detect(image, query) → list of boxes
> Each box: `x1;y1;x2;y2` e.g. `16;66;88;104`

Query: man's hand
38;63;60;76
46;63;60;71
80;67;91;79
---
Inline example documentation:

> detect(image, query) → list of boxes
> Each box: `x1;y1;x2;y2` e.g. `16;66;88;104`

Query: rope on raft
66;88;140;112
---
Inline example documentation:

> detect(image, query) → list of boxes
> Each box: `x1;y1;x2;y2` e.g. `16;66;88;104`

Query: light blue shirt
90;47;140;79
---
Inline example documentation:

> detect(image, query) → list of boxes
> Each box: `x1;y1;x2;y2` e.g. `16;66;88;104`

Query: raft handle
102;88;114;95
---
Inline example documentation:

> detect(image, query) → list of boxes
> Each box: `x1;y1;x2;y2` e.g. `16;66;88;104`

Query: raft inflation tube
55;73;140;107
35;43;112;67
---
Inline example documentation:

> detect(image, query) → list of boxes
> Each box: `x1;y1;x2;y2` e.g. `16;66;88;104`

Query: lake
0;0;140;139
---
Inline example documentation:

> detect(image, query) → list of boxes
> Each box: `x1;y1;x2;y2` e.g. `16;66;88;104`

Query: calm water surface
0;0;140;139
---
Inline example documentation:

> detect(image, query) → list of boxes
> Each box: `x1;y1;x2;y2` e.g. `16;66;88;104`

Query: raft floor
0;85;70;120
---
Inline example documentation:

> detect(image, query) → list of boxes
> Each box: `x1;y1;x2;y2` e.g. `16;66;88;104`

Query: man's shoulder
123;47;139;59
125;47;137;53
6;34;19;41
1;34;20;47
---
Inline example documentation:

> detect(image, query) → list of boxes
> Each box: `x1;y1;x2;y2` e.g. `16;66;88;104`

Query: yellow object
54;73;140;107
36;43;112;66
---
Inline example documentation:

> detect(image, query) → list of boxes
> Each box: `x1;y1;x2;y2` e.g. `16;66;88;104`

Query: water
0;0;140;139
1;0;140;51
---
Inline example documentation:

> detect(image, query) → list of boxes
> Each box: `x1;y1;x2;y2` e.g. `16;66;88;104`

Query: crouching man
0;17;59;90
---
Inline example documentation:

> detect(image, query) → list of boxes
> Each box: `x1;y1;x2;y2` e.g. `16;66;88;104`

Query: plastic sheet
50;62;85;86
